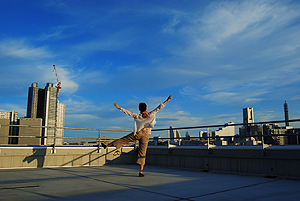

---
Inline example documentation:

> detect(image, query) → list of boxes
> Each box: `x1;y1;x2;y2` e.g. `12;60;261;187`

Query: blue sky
1;0;300;138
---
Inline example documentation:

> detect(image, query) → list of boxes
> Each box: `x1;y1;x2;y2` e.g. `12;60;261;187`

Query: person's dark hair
139;102;147;112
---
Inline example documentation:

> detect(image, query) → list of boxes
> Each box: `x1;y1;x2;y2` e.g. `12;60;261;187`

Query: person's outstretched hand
164;95;172;104
114;102;121;109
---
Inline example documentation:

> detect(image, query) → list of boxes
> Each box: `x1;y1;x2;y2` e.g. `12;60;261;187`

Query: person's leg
136;131;149;176
139;164;145;177
102;132;136;149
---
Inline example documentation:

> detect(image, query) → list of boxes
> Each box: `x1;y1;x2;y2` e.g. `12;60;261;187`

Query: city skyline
1;0;300;138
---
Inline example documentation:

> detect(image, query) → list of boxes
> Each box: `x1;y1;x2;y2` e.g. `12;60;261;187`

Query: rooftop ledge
1;144;300;150
0;145;300;180
149;144;300;150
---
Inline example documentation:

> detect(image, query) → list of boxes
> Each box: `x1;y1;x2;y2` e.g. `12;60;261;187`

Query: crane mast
53;65;61;93
52;64;61;149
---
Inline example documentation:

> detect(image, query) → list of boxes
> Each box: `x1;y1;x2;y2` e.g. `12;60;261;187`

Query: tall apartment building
169;126;182;145
27;83;65;145
243;107;254;125
284;101;289;127
240;107;257;137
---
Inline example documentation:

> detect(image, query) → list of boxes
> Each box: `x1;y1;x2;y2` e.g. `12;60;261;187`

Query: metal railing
152;118;300;147
0;124;133;153
1;118;300;153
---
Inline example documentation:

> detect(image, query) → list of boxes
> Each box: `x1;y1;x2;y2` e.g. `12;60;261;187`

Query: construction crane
52;64;61;148
53;65;62;93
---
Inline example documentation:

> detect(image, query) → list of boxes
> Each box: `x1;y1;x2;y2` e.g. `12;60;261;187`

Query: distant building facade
213;122;235;138
199;131;208;139
0;83;65;146
18;118;43;145
284;101;289;126
0;111;19;144
240;107;260;138
243;107;254;125
26;83;65;145
238;103;299;145
169;126;182;145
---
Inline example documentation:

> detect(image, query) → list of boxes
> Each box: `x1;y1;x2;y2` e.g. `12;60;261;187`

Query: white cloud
244;98;262;104
73;33;133;54
162;110;204;127
0;63;78;95
62;98;96;114
203;92;240;104
194;1;300;48
79;71;110;85
254;110;277;122
163;0;300;63
0;39;52;59
204;112;240;125
61;96;134;131
165;1;300;107
49;66;79;93
162;10;186;34
65;113;100;122
180;84;268;105
0;104;26;117
38;26;73;41
162;67;207;77
291;95;300;101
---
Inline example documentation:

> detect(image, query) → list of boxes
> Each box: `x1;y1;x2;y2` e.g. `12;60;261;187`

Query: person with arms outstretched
102;95;172;177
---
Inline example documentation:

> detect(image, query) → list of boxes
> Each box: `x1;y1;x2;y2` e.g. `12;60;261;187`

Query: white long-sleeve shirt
119;103;166;135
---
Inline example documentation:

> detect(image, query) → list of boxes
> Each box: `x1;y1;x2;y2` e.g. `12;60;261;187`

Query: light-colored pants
112;130;150;166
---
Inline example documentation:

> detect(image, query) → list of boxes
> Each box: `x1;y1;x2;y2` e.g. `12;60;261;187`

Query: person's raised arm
114;102;139;118
163;95;172;105
113;102;121;110
149;95;172;115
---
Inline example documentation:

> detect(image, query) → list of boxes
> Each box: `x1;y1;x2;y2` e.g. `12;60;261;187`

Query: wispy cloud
0;61;79;95
0;103;26;116
51;66;79;93
73;37;133;54
38;26;73;41
158;110;204;128
162;9;187;34
161;1;300;107
181;85;267;105
187;0;300;50
0;39;53;59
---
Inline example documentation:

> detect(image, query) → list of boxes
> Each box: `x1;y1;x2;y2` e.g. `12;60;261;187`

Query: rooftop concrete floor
0;165;299;201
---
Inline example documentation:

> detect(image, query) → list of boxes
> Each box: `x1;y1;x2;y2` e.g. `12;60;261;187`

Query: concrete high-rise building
243;107;254;125
26;83;65;145
199;131;208;139
240;107;257;138
169;126;182;145
284;101;289;127
55;102;65;145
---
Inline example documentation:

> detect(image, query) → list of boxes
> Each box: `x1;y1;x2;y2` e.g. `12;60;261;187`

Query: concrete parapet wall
1;145;299;179
0;146;136;169
146;145;300;179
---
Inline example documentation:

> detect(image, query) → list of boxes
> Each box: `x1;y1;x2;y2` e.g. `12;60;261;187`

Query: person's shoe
139;173;145;177
101;143;107;149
